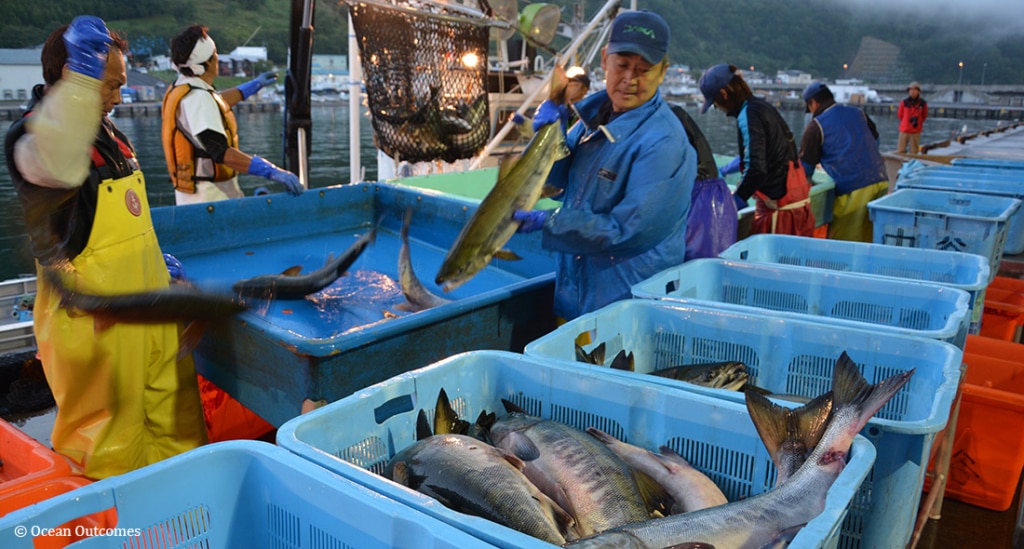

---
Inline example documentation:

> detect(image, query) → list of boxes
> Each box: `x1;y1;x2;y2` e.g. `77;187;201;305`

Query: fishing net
347;0;492;163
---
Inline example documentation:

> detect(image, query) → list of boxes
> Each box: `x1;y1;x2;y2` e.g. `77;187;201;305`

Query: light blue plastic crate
276;350;875;549
631;257;971;348
0;441;495;549
868;188;1021;278
719;234;990;335
951;158;1024;170
896;169;1024;254
523;299;962;549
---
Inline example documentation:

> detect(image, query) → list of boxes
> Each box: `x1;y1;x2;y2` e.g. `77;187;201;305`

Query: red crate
0;476;116;548
926;336;1024;511
981;277;1024;342
0;419;71;498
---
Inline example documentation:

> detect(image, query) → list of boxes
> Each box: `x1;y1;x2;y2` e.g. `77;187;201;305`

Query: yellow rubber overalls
34;156;207;479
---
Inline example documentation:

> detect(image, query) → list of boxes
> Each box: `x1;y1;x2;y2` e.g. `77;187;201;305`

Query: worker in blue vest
799;81;889;242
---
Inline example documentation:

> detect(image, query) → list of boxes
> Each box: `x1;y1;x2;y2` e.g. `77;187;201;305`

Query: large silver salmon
587;428;728;514
489;411;652;537
232;225;376;299
434;122;568;292
385;433;578;544
566;352;913;549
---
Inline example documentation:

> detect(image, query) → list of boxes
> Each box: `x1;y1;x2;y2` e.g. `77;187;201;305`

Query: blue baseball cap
698;64;736;113
802;81;828;102
606;10;670;65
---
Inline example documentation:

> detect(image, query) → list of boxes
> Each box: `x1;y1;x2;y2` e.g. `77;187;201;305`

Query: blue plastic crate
868;188;1021;278
719;234;990;335
951;158;1024;170
631;258;971;348
896;168;1024;254
0;441;495;549
276;350;875;549
523;299;962;549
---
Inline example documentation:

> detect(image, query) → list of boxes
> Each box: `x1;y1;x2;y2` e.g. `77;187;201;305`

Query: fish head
435;252;490;293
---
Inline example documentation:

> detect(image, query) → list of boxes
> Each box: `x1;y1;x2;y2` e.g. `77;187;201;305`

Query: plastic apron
751;161;816;236
34;168;207;479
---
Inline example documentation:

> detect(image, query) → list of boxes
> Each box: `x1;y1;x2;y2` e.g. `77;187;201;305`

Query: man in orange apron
5;17;207;478
699;64;815;236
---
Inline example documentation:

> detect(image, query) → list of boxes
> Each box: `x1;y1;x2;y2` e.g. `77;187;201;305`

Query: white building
776;70;812;85
0;48;42;102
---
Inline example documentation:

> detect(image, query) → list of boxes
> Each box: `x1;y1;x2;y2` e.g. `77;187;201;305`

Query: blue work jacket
541;89;696;320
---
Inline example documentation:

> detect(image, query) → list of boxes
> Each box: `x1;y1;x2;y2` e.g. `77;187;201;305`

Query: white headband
179;36;216;76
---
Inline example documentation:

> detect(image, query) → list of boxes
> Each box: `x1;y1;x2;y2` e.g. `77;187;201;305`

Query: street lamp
957;61;964;102
843;63;848;79
981;63;988;86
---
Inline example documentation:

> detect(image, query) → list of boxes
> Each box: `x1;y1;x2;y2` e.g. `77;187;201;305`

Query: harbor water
0;101;1012;282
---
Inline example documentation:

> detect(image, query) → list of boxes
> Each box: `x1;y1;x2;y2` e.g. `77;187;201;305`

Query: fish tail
832;351;914;431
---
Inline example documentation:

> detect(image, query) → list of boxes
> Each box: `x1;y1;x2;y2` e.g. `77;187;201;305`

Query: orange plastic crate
927;342;1024;511
0;476;116;548
981;277;1024;342
0;419;71;498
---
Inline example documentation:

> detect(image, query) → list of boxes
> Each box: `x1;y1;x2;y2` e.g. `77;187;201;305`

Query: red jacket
897;97;928;134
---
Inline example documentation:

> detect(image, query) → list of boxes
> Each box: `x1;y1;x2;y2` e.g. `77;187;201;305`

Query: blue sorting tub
0;441;496;548
524;299;962;549
631;258;971;348
868;188;1021;277
150;182;557;427
896;168;1024;254
719;234;990;335
277;350;875;549
951;158;1024;170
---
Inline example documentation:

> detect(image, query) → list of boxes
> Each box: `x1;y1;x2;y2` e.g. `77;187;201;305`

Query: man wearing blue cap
799;81;889;242
698;64;815;236
511;10;696;322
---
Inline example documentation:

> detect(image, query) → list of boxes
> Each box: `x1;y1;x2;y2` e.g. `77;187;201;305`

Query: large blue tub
151;182;557;426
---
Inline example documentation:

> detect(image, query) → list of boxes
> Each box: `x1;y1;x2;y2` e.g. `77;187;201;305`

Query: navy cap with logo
606;10;670;66
698;64;736;113
802;81;829;112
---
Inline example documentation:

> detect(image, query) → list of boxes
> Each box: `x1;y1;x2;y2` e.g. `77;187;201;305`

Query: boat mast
286;0;314;189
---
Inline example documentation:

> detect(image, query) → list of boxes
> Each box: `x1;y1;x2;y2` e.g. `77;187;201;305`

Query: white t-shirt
172;76;243;205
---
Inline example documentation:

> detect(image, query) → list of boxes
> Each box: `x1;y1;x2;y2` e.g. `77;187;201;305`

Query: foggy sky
833;0;1024;31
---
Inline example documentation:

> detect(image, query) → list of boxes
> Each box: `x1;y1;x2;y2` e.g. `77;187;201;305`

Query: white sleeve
13;72;102;190
178;90;227;146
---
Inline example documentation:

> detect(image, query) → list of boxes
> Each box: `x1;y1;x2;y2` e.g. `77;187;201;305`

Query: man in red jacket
896;82;928;153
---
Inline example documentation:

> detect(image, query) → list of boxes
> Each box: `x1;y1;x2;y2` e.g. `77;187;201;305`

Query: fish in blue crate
385;391;578;544
565;352;913;549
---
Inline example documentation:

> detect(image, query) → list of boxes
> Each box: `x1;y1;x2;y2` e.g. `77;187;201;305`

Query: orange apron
752;161;816;236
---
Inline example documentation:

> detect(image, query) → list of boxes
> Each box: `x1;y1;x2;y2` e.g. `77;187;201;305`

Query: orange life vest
161;84;239;193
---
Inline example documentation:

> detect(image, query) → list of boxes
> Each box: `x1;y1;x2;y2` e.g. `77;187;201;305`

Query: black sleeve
799;119;823;170
196;129;230;164
864;112;880;141
670;105;719;181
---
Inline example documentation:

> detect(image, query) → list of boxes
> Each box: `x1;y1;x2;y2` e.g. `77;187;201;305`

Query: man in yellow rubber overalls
4;16;207;478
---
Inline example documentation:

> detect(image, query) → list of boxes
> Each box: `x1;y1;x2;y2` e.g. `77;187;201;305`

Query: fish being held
397;207;451;312
434;121;569;292
566;352;913;549
41;261;248;359
488;401;655;537
587;428;728;515
232;225;377;299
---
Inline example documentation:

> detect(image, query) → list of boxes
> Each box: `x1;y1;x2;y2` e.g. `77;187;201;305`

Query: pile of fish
575;342;801;399
381;353;913;548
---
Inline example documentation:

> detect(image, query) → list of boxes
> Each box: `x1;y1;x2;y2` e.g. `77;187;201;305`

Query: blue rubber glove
512;209;549;233
237;71;278;100
164;253;186;281
511;112;527;125
719;156;742;177
63;16;111;80
733;193;750;211
247;155;302;196
532;100;569;132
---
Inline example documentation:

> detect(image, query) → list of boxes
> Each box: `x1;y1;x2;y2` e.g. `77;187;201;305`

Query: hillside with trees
3;0;1022;85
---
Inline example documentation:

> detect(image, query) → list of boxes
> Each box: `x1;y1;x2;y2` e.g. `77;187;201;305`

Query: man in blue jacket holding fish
513;10;696;322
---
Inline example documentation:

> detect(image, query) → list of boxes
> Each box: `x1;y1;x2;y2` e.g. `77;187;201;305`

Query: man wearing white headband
162;24;302;205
